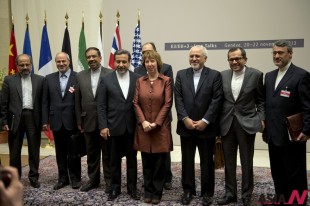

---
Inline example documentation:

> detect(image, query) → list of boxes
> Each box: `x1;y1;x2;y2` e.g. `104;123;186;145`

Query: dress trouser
222;117;255;199
141;152;167;200
8;110;41;182
84;130;111;186
180;135;215;197
53;126;81;183
110;131;137;193
268;141;308;205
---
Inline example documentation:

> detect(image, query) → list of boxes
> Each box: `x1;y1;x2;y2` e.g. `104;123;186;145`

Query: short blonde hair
142;50;163;72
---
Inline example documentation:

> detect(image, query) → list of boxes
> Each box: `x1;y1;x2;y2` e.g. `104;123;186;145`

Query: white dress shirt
275;62;291;89
91;67;101;96
231;67;246;101
116;70;130;100
21;74;33;109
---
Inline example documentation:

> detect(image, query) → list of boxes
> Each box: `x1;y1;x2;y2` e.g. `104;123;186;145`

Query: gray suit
219;66;264;199
75;66;112;186
0;73;44;181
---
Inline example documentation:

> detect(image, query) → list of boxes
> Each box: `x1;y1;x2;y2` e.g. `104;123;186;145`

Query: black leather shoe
108;190;121;201
164;182;172;190
242;198;251;206
30;180;40;188
53;181;69;190
128;189;141;200
71;181;81;189
217;196;237;205
181;192;193;205
202;196;213;206
80;182;99;192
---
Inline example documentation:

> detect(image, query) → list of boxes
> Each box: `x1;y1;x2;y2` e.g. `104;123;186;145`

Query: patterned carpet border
21;156;309;205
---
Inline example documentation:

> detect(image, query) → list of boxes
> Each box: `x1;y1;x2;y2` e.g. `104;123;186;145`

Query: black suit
0;73;44;182
264;63;310;205
134;63;174;184
175;66;223;197
42;70;81;184
98;71;140;193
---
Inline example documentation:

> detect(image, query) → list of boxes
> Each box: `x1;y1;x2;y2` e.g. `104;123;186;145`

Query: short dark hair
114;49;131;61
85;47;101;57
273;40;293;53
15;54;32;66
227;47;247;59
142;42;157;52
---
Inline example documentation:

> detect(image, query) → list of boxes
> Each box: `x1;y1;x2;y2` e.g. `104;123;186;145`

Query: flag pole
138;9;140;26
116;10;120;27
65;12;68;27
99;11;103;40
82;11;84;29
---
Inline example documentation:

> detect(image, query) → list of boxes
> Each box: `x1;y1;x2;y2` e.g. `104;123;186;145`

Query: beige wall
3;0;310;151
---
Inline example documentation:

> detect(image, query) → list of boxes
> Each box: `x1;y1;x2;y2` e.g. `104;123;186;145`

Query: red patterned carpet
21;156;309;205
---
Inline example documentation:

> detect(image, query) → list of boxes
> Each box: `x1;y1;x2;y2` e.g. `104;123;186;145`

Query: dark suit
134;63;174;184
42;70;81;184
175;66;223;197
97;70;140;193
264;63;310;204
220;67;264;200
0;73;44;182
75;66;112;187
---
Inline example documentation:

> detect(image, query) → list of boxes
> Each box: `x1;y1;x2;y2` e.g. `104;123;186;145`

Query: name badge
280;90;290;97
69;86;75;93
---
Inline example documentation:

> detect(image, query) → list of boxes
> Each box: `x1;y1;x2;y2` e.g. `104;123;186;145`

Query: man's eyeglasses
228;57;243;62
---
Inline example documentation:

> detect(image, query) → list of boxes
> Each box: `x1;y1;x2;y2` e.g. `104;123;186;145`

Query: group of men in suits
175;41;309;206
0;40;309;205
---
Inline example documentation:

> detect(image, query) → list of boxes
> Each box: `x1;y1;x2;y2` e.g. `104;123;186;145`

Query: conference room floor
0;142;309;170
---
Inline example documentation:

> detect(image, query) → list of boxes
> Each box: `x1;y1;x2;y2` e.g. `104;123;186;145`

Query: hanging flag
38;24;53;76
77;24;87;71
62;25;73;68
38;23;54;141
8;26;18;75
108;23;122;69
23;24;34;73
97;26;105;67
131;24;142;70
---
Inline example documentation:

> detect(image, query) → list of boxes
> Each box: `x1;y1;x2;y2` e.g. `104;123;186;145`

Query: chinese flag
8;26;18;75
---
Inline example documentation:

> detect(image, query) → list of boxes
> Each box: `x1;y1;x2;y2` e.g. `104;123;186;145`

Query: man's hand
77;125;84;133
183;118;196;130
193;120;207;131
2;125;9;131
296;132;310;142
100;128;110;140
42;124;50;131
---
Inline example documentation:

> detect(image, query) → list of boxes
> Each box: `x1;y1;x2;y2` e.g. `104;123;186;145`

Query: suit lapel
274;67;293;94
63;71;75;98
31;75;37;101
15;75;22;101
112;72;126;100
53;72;62;98
224;70;235;102
186;68;195;97
236;67;250;101
195;67;208;95
84;69;94;99
127;72;136;101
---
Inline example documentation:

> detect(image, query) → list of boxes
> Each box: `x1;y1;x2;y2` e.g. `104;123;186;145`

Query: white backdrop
11;0;310;150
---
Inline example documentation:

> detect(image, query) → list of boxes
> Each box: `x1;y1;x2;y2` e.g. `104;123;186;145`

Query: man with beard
0;54;44;188
98;49;141;201
264;40;310;205
75;47;112;192
175;45;223;206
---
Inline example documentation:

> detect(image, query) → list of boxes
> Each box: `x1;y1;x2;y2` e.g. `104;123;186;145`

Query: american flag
131;24;142;70
108;23;122;69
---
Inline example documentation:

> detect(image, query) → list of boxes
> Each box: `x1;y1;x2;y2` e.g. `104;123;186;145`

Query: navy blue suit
264;63;310;205
42;70;81;184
